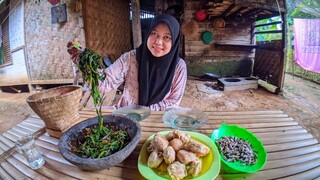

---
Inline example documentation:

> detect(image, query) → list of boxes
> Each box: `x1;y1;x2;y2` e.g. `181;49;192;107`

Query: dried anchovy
216;136;258;165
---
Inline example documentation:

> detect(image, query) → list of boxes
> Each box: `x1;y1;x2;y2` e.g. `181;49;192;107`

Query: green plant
256;16;282;42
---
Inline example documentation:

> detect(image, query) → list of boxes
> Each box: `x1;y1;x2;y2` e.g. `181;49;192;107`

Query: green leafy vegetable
78;48;106;130
69;48;130;159
70;124;130;158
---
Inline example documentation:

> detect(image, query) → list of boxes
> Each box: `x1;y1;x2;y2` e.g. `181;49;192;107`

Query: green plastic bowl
211;123;267;173
201;31;213;44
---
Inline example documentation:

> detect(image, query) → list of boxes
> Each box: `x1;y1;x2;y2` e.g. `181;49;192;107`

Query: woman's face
147;23;172;57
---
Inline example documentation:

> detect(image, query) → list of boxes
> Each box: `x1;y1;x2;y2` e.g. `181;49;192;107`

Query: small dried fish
216;136;258;165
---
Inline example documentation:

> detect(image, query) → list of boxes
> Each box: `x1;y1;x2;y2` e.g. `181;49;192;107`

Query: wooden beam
278;13;287;92
254;21;283;28
256;13;280;21
234;0;286;13
242;8;263;18
131;0;142;48
254;30;283;35
220;3;236;18
226;7;247;20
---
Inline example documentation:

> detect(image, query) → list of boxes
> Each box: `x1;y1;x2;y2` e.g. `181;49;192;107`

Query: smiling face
147;23;172;57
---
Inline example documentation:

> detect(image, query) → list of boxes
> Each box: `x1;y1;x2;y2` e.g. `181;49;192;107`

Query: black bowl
58;114;141;171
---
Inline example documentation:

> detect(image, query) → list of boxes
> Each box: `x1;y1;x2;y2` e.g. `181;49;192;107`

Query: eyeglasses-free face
147;23;172;57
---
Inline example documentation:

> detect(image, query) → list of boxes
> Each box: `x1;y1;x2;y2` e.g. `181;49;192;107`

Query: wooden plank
35;140;59;153
204;118;294;124
2;132;20;143
43;157;130;180
17;123;39;132
0;161;32;180
139;125;305;136
39;150;73;166
37;135;59;146
6;156;49;179
259;133;314;144
12;153;74;179
6;129;26;139
12;126;34;135
245;126;303;133
0;166;13;180
0;135;15;148
205;110;284;115
213;122;299;128
23;120;45;128
252;129;307;137
267;144;320;160
145;114;294;123
0;141;10;152
265;139;319;152
264;151;320;170
35;164;78;180
141;121;299;129
219;158;320;179
21;121;44;129
280;166;320;180
207;114;290;119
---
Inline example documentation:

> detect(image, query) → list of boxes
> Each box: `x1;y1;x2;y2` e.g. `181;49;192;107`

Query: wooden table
1;108;320;179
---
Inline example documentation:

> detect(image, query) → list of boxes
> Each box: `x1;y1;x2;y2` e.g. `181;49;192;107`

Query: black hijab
136;14;181;106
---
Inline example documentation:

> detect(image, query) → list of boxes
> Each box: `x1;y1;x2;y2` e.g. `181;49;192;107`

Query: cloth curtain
293;18;320;74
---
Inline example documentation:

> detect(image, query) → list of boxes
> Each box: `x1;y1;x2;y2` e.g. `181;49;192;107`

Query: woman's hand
66;40;83;64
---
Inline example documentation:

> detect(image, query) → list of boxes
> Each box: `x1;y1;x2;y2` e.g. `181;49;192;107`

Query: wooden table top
1;108;320;179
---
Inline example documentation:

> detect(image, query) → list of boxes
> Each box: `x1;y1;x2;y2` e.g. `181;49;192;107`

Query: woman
68;14;187;111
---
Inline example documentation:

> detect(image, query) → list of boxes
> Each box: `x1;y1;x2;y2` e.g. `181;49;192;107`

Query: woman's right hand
66;40;83;64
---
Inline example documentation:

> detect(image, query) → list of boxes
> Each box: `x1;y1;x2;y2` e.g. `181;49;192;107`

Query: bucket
26;85;83;138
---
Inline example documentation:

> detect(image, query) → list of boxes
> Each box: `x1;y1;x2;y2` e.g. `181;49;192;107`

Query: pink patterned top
99;50;187;111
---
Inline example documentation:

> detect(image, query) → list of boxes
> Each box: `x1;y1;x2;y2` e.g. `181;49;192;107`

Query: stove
218;77;258;91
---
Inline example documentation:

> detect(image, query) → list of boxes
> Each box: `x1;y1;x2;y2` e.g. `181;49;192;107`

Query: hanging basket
181;20;199;37
26;85;83;138
213;18;226;28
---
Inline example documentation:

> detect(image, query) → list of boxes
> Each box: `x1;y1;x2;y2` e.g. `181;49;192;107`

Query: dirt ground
0;74;319;142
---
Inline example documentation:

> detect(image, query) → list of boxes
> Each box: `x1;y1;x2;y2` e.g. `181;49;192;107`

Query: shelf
214;43;257;48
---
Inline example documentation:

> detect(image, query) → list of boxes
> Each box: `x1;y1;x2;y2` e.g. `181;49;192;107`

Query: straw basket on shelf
26;85;83;138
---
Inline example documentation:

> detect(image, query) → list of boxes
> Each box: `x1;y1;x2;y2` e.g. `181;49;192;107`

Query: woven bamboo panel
24;0;85;82
83;0;132;60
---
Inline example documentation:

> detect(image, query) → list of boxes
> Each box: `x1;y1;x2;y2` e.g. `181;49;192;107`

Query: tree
291;0;320;18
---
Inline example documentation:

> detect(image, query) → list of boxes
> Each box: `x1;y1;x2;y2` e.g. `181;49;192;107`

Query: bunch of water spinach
78;48;106;130
70;45;129;158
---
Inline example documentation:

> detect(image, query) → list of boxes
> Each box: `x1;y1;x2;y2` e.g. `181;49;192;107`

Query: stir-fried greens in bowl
58;114;141;171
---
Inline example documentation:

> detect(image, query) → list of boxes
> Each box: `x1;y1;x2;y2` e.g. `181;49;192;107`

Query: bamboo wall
82;0;132;61
25;0;85;84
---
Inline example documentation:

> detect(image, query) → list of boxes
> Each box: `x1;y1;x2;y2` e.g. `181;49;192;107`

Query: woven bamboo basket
26;85;83;138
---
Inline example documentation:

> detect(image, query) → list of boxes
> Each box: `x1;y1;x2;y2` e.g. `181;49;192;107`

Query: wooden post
131;0;142;48
278;12;287;92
